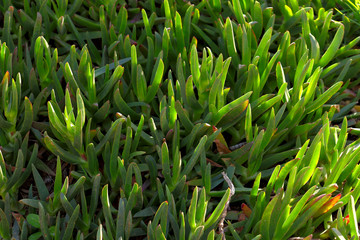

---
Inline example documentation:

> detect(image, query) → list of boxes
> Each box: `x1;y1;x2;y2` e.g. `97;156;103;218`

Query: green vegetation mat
1;0;360;239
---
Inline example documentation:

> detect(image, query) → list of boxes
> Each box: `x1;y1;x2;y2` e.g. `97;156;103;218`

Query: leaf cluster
0;0;360;239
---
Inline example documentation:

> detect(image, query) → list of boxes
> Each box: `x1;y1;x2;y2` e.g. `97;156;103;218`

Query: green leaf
248;130;264;176
2;7;15;51
331;228;347;240
245;103;253;142
183;5;194;49
145;59;164;103
319;24;344;67
26;214;40;228
113;89;140;119
38;202;51;240
53;157;62;207
0;208;11;239
250;173;261;207
86;143;99;176
20;97;33;134
181;135;207;177
110;120;122;179
5;150;24;191
188;186;198;230
101;185;115;239
247;64;261;101
44;132;86;165
224;18;240;66
32;164;49;201
189;226;204;240
196;187;208;226
260;194;280;240
295;142;321;192
63;205;80;240
192;23;220;53
67;176;86;201
204;188;230;230
95;58;130;78
349;196;360;239
122;125;133;163
190;44;200;88
142;9;153;40
155;225;166;240
175;101;194;132
212;92;251;126
28;231;42;240
152;201;168;234
273;186;315;237
286;194;331;238
161;141;173;188
98;65;124;102
232;0;246;25
135;65;147;102
47;101;68;138
66;15;85;46
89;174;101;218
305;81;343;114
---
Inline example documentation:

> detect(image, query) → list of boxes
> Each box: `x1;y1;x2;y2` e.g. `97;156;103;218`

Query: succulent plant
0;0;360;239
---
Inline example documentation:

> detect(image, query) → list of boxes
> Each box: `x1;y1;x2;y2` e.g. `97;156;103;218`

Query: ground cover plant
1;0;360;239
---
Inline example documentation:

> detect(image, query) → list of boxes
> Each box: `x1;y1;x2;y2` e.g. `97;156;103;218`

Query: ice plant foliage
0;0;360;239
